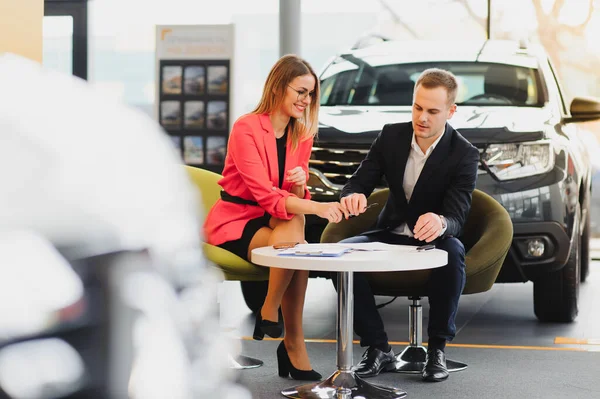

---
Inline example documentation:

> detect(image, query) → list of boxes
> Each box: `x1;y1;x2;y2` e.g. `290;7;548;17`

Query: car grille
309;144;486;194
309;144;391;192
476;146;486;174
309;145;368;186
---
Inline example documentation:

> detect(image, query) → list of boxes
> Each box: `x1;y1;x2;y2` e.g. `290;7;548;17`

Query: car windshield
320;59;544;107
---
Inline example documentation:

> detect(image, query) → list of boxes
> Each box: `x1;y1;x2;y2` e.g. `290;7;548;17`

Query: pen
416;244;436;251
348;202;379;218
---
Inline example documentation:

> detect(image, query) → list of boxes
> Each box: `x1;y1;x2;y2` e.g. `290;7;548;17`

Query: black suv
305;39;600;323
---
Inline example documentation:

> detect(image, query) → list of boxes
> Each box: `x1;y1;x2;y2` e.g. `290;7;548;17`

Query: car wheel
240;281;268;314
533;225;580;323
580;195;591;283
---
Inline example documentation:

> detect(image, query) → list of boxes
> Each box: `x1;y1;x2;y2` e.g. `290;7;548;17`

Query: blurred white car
0;53;249;399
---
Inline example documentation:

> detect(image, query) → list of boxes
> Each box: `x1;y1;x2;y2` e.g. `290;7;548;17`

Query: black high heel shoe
277;341;322;381
253;307;283;340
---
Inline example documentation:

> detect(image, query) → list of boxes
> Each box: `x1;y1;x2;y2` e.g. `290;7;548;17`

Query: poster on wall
155;24;233;173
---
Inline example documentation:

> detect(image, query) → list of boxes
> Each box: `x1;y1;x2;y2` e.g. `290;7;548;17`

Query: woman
204;55;347;381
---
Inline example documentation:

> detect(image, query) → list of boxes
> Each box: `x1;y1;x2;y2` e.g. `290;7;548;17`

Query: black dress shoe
354;347;396;378
422;348;449;382
277;341;322;381
253;306;283;340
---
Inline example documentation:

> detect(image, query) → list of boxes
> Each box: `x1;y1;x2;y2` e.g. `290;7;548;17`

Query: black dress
217;131;288;261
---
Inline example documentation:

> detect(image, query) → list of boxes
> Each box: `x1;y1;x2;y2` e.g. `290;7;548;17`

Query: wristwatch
439;214;447;237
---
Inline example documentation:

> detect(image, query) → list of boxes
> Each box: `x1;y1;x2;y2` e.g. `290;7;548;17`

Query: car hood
318;106;553;144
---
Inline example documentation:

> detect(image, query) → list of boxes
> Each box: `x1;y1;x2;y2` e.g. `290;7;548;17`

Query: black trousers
332;230;466;348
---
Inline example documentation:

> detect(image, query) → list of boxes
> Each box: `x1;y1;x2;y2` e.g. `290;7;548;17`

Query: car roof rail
351;33;391;50
517;38;529;53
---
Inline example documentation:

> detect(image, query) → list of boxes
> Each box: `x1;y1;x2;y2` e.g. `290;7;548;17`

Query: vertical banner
155;24;234;172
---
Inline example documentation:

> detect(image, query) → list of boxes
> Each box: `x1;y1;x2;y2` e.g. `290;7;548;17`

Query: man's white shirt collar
411;126;446;157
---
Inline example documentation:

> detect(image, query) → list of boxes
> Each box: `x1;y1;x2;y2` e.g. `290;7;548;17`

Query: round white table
251;244;447;399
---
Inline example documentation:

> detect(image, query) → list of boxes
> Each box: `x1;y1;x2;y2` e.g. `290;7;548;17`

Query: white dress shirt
391;131;446;237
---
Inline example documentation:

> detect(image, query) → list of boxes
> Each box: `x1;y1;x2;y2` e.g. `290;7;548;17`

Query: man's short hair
415;68;458;105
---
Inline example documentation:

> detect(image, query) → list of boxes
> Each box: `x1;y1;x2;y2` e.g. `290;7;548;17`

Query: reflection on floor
219;260;600;399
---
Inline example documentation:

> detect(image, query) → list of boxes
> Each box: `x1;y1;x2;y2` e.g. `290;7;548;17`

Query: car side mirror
565;96;600;123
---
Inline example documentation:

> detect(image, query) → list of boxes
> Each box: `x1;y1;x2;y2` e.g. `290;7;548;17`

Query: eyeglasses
288;85;315;102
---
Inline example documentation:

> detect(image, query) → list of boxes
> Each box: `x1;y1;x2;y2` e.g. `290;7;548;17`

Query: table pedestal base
228;354;263;370
393;346;467;373
281;370;407;399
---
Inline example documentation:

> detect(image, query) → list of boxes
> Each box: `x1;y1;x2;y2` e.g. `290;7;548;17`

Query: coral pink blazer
204;113;312;246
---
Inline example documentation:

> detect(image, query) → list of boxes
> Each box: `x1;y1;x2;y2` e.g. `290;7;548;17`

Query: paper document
337;242;394;251
277;244;351;257
338;242;420;252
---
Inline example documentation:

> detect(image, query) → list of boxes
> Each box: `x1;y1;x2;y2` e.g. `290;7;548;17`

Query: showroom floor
218;248;600;399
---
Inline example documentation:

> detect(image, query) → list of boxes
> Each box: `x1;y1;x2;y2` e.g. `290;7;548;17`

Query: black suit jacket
341;122;480;238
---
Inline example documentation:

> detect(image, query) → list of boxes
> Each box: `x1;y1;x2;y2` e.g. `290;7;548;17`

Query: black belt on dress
220;190;259;206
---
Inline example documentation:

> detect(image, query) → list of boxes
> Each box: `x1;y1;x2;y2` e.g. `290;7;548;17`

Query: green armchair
185;165;268;369
185;165;269;282
321;188;513;373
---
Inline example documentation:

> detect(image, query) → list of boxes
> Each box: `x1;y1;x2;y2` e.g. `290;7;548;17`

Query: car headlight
482;140;554;181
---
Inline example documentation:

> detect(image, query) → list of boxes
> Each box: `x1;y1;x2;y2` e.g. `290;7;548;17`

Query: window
43;0;87;80
320;61;544;107
43;16;74;76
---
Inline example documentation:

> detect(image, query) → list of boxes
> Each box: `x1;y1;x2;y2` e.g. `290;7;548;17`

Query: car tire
580;195;591;283
240;280;268;314
533;223;580;323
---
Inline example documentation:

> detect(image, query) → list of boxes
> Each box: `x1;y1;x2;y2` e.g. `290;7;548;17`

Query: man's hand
414;213;443;242
286;166;307;187
340;193;368;219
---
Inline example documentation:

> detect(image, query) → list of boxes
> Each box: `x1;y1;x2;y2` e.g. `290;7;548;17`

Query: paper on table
338;242;419;252
277;244;351;257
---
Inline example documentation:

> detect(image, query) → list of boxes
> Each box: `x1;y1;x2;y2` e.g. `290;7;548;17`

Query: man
337;68;480;382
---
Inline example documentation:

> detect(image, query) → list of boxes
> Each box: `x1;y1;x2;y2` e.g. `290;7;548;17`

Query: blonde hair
415;68;458;105
253;54;320;150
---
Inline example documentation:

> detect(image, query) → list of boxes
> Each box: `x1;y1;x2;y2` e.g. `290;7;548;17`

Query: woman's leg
281;268;312;370
247;214;313;369
247;214;305;322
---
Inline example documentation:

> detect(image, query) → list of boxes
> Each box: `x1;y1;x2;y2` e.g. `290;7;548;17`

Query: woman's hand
316;202;349;223
286;166;307;187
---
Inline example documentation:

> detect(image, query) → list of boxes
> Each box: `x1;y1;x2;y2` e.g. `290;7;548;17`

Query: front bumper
309;168;577;283
497;221;571;282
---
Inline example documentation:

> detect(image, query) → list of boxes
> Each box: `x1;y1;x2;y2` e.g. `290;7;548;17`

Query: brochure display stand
155;25;234;173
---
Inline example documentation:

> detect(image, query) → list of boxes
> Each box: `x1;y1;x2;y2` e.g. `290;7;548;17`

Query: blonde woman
204;55;348;381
